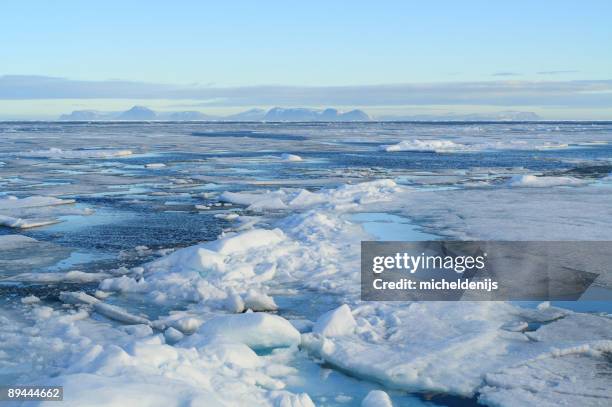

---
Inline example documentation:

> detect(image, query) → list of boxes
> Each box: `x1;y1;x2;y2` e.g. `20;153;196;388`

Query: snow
362;390;393;407
184;313;301;350
382;139;467;152
508;174;588;187
312;304;357;337
3;301;300;407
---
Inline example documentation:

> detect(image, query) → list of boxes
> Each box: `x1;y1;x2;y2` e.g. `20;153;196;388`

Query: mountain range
58;106;541;122
59;106;371;122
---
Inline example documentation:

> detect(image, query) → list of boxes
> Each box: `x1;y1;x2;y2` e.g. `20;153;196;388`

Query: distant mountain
378;111;542;121
117;106;157;120
263;107;370;121
59;110;114;121
163;111;217;121
58;106;372;122
224;108;267;121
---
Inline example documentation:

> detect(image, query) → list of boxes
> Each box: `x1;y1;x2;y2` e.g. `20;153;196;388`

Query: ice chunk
194;313;300;350
60;291;150;325
225;291;246;313
280;153;303;162
21;295;41;304
243;289;278;312
508;174;587;187
170;317;202;334
362;390;393;407
120;324;154;338
164;327;184;344
313;304;356;337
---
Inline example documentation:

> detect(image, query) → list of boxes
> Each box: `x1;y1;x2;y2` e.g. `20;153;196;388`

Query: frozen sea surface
1;121;611;407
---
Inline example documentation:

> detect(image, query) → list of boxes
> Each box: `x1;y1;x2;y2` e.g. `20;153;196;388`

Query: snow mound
508;174;587;187
187;313;300;350
312;304;356;337
382;139;466;153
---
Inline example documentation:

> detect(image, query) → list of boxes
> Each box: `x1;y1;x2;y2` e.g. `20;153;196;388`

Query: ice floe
381;139;467;153
302;302;612;402
0;195;88;229
18;148;133;159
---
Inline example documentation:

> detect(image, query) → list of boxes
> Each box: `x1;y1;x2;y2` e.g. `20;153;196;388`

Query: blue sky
1;0;611;119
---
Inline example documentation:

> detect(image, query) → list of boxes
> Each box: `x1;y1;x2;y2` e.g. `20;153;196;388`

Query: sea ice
18;148;133;159
302;302;612;399
381;139;467;153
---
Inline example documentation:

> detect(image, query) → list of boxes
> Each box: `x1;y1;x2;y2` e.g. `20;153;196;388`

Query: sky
1;0;611;119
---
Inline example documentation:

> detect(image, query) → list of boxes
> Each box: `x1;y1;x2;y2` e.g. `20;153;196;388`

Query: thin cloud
1;75;612;107
492;72;521;77
537;70;580;75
